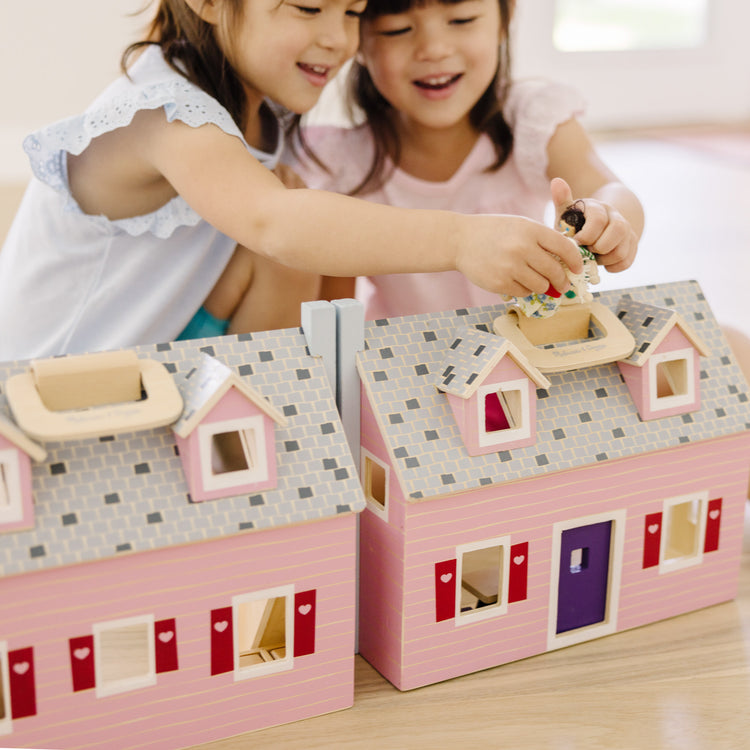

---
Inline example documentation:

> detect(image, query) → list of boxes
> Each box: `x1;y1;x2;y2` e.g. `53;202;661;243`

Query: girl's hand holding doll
551;177;638;273
547;119;643;274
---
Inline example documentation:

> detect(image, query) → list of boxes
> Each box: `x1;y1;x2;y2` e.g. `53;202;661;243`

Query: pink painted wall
359;430;750;691
1;514;357;749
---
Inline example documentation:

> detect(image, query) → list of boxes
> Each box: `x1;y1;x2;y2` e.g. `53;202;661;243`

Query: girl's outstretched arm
144;110;584;297
547;118;644;273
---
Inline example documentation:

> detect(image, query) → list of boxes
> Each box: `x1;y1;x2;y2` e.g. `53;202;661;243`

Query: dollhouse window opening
199;415;269;492
0;451;23;526
361;450;389;520
659;491;707;574
233;585;294;680
570;547;589;574
0;642;9;736
456;536;510;624
649;348;695;411
93;615;156;698
478;380;530;448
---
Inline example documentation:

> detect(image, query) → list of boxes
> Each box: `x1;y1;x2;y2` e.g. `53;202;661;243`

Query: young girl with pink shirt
291;0;644;319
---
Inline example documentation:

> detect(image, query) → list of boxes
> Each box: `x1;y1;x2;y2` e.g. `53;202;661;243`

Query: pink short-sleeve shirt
293;79;585;319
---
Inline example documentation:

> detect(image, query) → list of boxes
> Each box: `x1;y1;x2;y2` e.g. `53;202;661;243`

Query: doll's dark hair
345;0;516;195
560;200;586;233
121;1;299;137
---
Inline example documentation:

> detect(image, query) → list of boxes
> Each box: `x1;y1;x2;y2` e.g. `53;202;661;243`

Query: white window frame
360;449;389;520
454;536;511;626
199;415;269;492
93;615;156;698
659;491;708;574
477;379;531;449
0;641;11;736
0;450;23;526
648;348;696;413
232;585;295;681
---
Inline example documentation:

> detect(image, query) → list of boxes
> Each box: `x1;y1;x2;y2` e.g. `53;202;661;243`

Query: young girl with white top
292;0;644;319
0;0;582;360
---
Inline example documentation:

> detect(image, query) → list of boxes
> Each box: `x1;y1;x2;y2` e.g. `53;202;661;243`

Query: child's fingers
572;201;608;246
540;231;584;275
550;177;575;215
522;246;573;295
595;231;638;272
588;219;628;256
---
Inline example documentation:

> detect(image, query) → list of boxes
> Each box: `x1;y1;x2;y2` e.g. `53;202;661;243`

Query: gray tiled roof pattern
616;297;679;365
358;281;750;502
0;330;365;578
435;326;506;398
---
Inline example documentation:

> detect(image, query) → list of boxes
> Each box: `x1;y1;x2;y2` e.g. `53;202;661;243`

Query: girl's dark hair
122;0;299;137
346;0;516;195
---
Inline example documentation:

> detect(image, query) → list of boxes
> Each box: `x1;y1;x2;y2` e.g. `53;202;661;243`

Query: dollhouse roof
357;280;750;502
173;352;287;437
0;329;365;577
435;326;550;398
616;297;711;366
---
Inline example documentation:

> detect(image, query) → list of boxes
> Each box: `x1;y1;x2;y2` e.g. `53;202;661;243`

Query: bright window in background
554;0;709;52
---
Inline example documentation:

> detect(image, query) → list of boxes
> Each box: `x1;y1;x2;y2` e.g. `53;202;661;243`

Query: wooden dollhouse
354;280;750;690
0;327;365;749
0;278;747;746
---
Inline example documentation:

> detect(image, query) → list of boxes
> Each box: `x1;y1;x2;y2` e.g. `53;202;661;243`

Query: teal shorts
177;306;230;341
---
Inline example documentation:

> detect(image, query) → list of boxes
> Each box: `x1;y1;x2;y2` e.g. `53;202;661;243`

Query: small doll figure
511;201;599;318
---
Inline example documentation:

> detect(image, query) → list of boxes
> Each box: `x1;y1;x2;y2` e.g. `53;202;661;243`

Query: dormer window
172;354;287;502
616;299;709;421
435;327;549;457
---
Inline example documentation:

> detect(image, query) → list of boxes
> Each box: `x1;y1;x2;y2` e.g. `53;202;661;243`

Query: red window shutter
704;498;723;553
643;512;663;568
69;635;95;692
210;607;234;675
155;618;179;673
9;647;36;719
435;559;457;622
294;590;317;657
508;542;529;603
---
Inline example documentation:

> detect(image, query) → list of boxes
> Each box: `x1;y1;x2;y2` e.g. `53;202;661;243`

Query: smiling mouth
414;73;462;90
298;62;331;79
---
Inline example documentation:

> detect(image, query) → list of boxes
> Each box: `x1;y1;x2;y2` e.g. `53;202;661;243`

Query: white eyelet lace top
0;45;283;360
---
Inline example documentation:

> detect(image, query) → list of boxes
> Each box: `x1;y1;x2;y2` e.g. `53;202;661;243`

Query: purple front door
556;520;612;634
